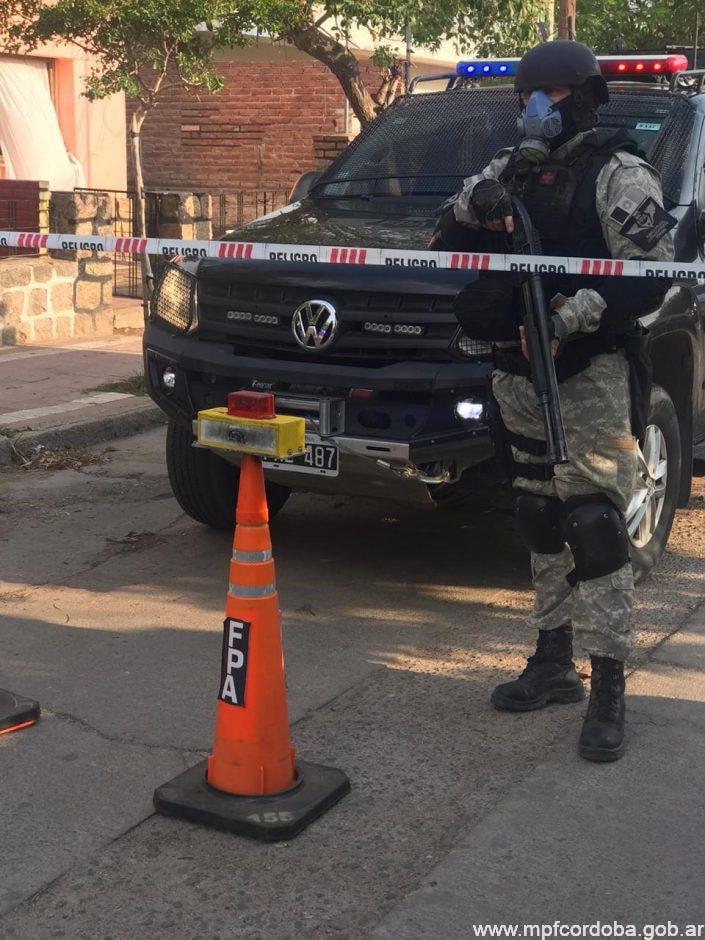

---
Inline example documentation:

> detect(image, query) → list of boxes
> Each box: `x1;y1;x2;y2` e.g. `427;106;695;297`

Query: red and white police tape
0;230;699;281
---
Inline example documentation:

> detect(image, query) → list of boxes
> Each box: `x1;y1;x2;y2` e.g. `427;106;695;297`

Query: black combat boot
491;625;585;711
578;656;626;762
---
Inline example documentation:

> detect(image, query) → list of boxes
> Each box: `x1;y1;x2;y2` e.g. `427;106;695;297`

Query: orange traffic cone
0;689;40;736
207;453;296;796
154;444;349;841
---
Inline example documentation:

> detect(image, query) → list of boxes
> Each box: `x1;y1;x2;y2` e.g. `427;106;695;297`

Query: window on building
0;54;83;189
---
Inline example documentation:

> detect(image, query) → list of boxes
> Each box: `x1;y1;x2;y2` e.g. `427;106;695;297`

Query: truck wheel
627;385;681;583
165;419;291;530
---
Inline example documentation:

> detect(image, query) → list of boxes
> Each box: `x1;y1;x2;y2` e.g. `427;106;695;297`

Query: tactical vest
494;127;639;381
498;127;637;264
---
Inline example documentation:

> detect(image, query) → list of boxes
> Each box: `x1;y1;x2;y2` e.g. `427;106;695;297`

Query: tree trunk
129;106;154;306
373;66;404;110
286;23;379;127
557;0;576;39
544;0;555;39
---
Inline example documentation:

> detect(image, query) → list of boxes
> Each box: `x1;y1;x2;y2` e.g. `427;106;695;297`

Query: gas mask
516;90;565;164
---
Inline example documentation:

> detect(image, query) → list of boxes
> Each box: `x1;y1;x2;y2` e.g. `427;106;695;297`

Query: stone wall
115;193;135;239
49;191;115;337
0;256;78;344
154;192;213;241
0;189;118;346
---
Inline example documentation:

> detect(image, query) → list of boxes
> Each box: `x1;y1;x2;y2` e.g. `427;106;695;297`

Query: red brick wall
313;134;355;170
0;180;41;258
127;55;383;194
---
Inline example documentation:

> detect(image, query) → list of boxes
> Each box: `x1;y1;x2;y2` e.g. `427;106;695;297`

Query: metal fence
3;183;293;294
0;180;42;259
212;189;290;238
80;187;291;296
67;188;162;299
107;188;142;298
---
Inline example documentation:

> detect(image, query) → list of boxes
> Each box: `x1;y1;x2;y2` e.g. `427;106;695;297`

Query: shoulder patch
606;184;676;251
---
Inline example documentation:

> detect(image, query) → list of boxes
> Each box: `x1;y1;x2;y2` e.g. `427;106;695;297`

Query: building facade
128;40;456;200
0;44;126;191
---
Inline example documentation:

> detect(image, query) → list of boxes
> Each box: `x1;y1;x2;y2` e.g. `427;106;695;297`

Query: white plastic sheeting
0;56;85;189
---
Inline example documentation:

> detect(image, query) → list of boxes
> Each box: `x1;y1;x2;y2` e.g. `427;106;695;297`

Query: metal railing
212;189;290;238
0;180;43;259
2;184;293;288
65;188;161;299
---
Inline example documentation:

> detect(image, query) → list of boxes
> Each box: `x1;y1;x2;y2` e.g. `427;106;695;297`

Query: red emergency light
453;54;688;84
597;54;689;76
227;390;276;419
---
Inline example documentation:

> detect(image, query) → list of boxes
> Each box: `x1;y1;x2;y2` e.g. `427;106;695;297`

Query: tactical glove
550;313;568;347
471;179;514;226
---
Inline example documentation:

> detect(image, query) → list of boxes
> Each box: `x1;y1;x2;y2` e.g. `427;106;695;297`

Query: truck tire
166;419;291;530
627;385;681;583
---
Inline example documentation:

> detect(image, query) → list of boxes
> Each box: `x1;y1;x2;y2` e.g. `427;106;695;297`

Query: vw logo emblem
291;299;338;351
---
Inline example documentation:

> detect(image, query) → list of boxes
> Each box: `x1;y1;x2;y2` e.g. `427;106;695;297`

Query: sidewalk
0;428;703;934
374;605;705;936
0;303;163;465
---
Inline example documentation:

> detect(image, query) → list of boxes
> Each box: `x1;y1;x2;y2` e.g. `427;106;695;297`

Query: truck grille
198;280;468;363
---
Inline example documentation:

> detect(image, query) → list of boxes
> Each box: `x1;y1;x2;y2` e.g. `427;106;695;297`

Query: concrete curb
0;399;165;467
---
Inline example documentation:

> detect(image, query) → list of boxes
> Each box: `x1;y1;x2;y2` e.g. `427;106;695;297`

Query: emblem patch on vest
608;186;676;251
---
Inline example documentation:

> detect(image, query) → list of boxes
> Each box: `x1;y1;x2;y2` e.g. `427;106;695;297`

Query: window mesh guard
315;87;691;207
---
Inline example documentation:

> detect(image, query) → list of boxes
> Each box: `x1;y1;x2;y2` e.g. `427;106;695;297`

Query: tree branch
284;21;379;126
313;11;333;29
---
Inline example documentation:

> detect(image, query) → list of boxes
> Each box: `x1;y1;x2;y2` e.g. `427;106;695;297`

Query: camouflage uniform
454;133;674;662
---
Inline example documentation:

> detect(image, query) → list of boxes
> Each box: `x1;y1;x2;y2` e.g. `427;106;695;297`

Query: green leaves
239;0;549;124
1;0;554;129
578;0;696;52
2;0;253;104
235;0;548;58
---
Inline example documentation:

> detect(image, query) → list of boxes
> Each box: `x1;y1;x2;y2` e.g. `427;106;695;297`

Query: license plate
262;440;339;476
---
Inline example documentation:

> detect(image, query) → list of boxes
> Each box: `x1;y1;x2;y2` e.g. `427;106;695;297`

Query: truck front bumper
144;322;497;500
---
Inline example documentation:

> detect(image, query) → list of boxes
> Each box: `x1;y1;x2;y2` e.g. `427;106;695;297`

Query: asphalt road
1;427;704;938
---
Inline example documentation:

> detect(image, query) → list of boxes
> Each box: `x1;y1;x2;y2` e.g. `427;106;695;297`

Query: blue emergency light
456;54;688;81
456;59;519;77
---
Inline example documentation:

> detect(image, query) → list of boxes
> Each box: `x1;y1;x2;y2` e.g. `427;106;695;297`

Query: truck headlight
455;398;484;421
452;328;492;360
151;263;197;333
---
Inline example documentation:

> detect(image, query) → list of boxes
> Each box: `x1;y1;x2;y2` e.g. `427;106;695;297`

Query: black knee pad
563;495;630;583
515;493;565;554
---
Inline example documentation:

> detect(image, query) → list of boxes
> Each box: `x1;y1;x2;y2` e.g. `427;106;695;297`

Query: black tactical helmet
514;40;609;104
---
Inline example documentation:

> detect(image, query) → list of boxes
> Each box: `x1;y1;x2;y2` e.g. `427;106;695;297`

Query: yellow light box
196;407;306;459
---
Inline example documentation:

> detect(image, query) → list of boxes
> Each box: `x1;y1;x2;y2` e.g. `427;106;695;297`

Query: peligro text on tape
2;230;705;282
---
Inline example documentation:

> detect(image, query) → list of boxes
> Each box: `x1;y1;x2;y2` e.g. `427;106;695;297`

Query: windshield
313;86;691;206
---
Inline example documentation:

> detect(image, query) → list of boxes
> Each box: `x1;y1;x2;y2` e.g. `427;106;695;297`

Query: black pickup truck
144;54;705;579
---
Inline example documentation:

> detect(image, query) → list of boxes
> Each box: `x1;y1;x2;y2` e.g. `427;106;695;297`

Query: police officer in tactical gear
435;40;675;762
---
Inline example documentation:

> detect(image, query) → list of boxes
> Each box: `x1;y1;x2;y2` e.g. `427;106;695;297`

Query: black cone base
154;759;350;842
0;688;40;734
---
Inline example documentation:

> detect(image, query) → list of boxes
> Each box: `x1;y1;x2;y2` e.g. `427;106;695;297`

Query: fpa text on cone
154;391;350;841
